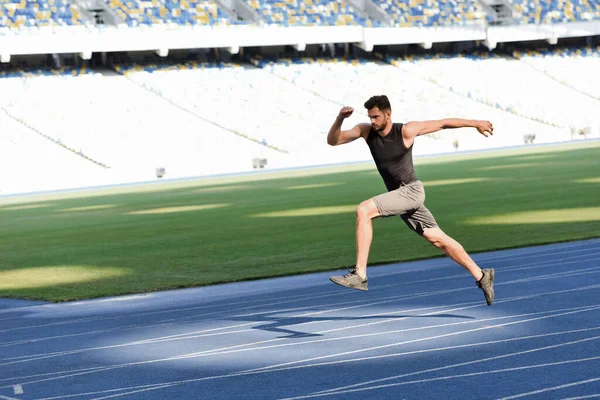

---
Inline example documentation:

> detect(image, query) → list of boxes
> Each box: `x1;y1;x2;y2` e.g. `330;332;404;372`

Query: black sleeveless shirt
366;122;417;192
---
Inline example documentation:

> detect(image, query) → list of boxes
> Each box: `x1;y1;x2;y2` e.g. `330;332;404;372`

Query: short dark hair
364;95;391;112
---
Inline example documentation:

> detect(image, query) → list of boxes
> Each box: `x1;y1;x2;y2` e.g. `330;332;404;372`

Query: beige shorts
372;180;438;236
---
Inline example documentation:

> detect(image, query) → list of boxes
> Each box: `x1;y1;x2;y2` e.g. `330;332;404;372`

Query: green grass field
2;141;600;302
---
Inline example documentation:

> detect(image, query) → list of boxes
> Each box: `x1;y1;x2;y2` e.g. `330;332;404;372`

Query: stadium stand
6;45;599;194
507;0;600;24
254;55;571;151
372;0;487;27
514;46;600;100
0;66;90;78
0;109;108;194
100;0;377;27
161;0;237;26
115;60;375;164
0;66;293;192
1;0;600;194
2;0;600;32
0;0;87;30
244;0;381;26
388;50;600;132
105;0;236;27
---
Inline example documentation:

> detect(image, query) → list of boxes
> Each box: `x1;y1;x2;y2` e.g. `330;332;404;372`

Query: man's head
364;95;392;132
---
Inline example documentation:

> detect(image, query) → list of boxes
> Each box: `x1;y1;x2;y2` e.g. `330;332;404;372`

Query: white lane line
281;358;600;400
498;378;600;400
35;314;600;400
377;242;600;281
312;334;600;395
35;382;189;400
26;324;599;400
477;242;600;263
0;296;350;351
5;253;600;360
2;280;599;386
0;286;465;365
0;295;333;338
3;302;598;392
265;326;600;383
180;285;600;363
2;239;596;329
89;383;182;400
375;252;600;291
0;289;477;366
2;246;598;347
238;304;600;375
0;298;483;383
2;274;502;365
6;262;600;366
0;281;440;350
0;289;351;334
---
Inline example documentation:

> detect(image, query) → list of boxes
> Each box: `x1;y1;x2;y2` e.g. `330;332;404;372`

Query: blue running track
1;239;599;400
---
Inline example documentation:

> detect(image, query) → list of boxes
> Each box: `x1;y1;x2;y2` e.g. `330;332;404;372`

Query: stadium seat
514;46;600;102
0;108;111;194
244;0;382;27
115;60;355;156
388;50;600;131
0;65;295;191
256;55;571;152
0;0;87;30
104;0;236;26
161;0;235;26
507;0;600;23
2;50;598;194
373;0;486;27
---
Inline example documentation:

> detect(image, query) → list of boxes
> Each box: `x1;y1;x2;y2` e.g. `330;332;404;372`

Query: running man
327;95;495;306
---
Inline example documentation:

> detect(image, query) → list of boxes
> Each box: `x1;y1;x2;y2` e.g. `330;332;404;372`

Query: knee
356;200;379;220
423;228;449;250
356;201;371;220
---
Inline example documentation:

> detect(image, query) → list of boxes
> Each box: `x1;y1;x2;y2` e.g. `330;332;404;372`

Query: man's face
368;107;390;132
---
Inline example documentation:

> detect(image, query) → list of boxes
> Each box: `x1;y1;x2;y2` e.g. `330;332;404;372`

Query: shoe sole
329;277;368;291
485;268;495;306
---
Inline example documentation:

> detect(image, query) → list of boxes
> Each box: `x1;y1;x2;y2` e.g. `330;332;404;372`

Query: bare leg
354;199;381;279
422;227;483;281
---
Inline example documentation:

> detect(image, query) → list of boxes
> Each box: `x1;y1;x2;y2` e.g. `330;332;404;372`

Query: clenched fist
338;106;354;119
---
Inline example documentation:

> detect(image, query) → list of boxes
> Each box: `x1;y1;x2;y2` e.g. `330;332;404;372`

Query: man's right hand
475;120;494;137
338;106;354;119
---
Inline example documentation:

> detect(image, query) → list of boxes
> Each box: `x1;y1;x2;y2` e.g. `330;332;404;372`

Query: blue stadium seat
104;0;239;26
374;0;486;27
0;66;94;78
161;0;237;26
245;0;383;27
508;0;600;23
0;0;86;29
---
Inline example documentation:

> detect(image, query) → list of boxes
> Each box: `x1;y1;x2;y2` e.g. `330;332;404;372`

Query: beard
373;121;388;132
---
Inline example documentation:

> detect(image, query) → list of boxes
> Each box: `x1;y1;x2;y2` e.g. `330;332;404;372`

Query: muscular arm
402;118;493;143
327;106;370;146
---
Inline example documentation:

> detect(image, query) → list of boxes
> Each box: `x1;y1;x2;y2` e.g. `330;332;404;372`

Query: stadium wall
1;21;600;61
